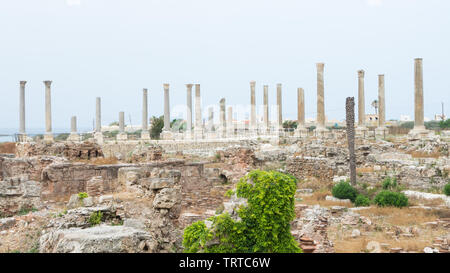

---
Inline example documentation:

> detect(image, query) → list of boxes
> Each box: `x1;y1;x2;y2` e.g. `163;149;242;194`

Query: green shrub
78;192;88;200
444;183;450;196
89;211;103;226
354;195;371;207
382;177;398;191
373;191;408;208
183;170;301;253
332;181;358;202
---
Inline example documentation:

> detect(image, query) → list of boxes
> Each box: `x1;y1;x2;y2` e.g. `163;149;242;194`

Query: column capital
415;58;423;62
358;70;365;78
163;83;170;90
43;80;52;87
186;84;193;88
220;98;225;103
20;81;27;86
378;74;385;78
277;83;282;88
143;88;148;92
316;63;325;69
250;80;256;86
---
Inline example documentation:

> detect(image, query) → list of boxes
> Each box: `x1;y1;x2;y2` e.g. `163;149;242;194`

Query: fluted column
19;81;26;136
250;81;256;131
263;85;269;132
43;81;54;142
186;84;193;136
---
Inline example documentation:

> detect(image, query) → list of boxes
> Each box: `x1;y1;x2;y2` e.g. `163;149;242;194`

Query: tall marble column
219;98;226;138
161;83;173;139
357;70;367;126
250;81;256;131
315;63;327;135
67;116;81;142
375;74;388;137
43;81;54;142
295;88;307;137
227;106;234;137
276;83;282;130
19;81;26;141
141;88;150;140
117;111;127;141
263;85;269;132
94;97;104;143
186;84;193;138
410;58;429;137
194;84;203;139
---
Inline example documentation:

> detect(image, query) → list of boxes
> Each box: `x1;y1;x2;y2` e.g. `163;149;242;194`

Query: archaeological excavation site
1;57;449;255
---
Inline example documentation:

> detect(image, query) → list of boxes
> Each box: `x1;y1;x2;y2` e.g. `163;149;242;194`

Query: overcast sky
0;0;449;131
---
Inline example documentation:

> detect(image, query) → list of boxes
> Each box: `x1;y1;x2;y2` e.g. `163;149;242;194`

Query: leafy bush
439;119;450;129
332;181;358;202
89;211;103;226
78;192;88;200
444;183;450;196
150;115;164;139
354;195;371;207
373;191;408;208
183;170;301;253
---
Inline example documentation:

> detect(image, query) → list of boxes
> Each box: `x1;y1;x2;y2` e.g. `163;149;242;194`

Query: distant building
434;114;447;121
400;115;412;122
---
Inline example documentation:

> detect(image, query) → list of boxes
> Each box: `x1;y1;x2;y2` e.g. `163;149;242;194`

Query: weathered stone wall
15;142;103;160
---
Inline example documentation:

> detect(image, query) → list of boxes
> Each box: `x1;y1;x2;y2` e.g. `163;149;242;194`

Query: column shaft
142;89;148;130
358;70;366;127
163;84;170;131
19;81;26;134
297;88;305;127
195;84;202;130
316;63;325;128
250;81;256;129
263;85;269;129
119;112;125;132
96;97;101;132
414;58;424;129
378;75;386;127
277;83;282;127
44;81;52;134
186;84;193;132
71;116;77;133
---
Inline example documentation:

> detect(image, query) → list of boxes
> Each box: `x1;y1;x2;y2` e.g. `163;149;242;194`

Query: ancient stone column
193;84;203;139
95;97;101;132
141;88;150;140
94;97;104;143
357;70;366;127
163;83;170;131
250;81;256;131
375;75;388;137
208;107;214;132
295;88;307;137
117;111;127;141
227;106;234;137
219;98;226;138
68;116;81;142
19;81;26;137
315;63;328;136
43;81;54;142
186;84;193;136
411;58;428;136
71;116;77;133
276;83;282;129
263;85;269;132
346;97;356;185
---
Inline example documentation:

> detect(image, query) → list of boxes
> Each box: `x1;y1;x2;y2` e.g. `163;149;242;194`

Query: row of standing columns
16;58;428;142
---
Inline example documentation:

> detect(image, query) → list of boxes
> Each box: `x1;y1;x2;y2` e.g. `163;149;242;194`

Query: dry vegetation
73;156;118;165
0;142;16;154
409;150;441;159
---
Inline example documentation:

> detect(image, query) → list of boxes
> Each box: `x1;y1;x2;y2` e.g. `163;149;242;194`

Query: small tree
150;115;164;139
183;170;301;253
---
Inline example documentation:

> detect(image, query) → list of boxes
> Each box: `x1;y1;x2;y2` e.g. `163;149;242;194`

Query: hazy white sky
0;0;449;130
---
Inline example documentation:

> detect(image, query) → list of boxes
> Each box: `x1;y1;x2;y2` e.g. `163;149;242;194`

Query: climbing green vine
183;170;302;253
